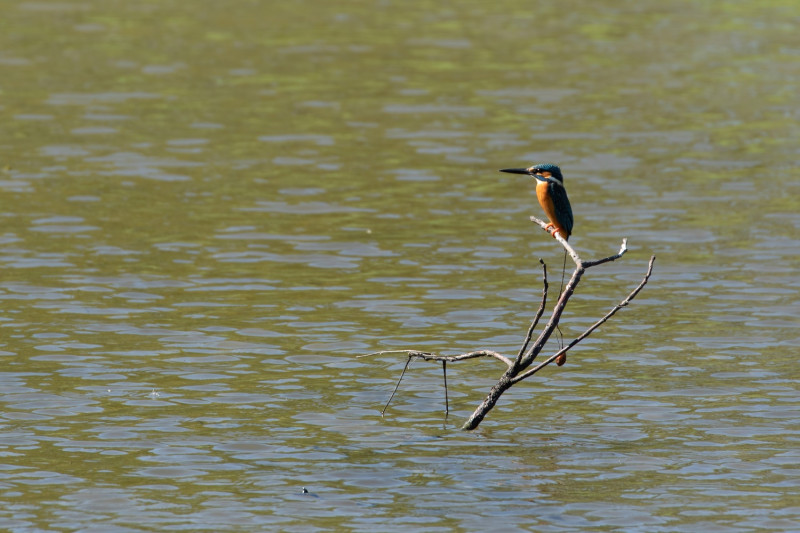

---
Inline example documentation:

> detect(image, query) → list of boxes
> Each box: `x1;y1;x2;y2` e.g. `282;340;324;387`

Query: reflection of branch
366;218;655;430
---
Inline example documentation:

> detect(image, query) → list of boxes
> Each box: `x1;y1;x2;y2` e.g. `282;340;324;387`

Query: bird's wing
549;180;574;235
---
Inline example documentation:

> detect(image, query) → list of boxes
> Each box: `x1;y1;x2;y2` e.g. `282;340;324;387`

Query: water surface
0;0;798;530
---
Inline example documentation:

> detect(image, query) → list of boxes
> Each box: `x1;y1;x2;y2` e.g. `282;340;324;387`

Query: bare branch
530;216;582;266
582;238;628;268
530;216;628;270
510;254;656;384
382;355;413;416
367;225;655;430
442;361;449;417
358;349;431;359
362;349;513;367
516;259;548;364
412;350;514;368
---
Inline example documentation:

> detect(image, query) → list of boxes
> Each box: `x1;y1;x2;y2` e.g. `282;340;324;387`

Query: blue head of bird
500;163;563;184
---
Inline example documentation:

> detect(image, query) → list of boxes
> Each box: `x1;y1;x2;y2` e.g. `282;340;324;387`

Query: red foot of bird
556;353;566;366
547;226;569;240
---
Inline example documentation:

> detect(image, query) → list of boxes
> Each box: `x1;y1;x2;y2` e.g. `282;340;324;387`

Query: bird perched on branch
499;163;573;241
500;163;574;365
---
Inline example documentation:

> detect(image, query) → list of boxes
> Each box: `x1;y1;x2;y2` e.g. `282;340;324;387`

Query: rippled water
1;0;798;530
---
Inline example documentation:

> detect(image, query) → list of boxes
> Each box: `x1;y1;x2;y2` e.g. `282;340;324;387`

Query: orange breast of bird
536;180;569;239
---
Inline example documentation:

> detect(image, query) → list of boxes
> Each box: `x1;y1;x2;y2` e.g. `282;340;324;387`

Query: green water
1;0;798;530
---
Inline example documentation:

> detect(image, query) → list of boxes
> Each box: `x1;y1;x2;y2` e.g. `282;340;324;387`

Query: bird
499;163;573;241
500;163;574;365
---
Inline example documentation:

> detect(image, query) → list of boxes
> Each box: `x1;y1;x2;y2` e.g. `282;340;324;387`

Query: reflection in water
0;0;798;530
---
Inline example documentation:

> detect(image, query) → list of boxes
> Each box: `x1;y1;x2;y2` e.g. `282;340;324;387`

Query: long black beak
499;168;531;175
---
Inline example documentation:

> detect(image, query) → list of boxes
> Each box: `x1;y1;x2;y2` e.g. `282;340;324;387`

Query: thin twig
516;259;548;362
409;350;514;368
382;355;413;416
442;361;449;417
582;238;628;268
358;349;431;359
361;349;512;367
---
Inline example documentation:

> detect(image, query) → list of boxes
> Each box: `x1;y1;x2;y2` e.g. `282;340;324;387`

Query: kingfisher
499;163;573;241
500;163;574;365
